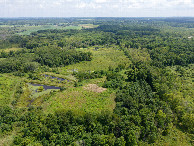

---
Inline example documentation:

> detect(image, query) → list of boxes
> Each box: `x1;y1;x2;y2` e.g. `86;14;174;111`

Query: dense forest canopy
0;17;193;145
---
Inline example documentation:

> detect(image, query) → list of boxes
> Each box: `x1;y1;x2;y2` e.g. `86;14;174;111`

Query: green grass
0;25;14;28
0;74;19;106
28;83;60;99
16;83;61;108
59;47;131;74
0;47;130;115
0;48;22;52
42;87;115;114
41;72;76;81
79;24;99;28
16;84;31;107
16;25;82;35
28;47;130;114
0;58;6;61
64;25;82;30
0;24;87;35
32;77;116;115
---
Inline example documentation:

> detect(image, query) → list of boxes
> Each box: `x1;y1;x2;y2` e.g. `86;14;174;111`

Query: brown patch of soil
83;84;107;93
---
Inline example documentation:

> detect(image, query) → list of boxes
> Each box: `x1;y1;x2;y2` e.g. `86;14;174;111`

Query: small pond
30;83;61;91
43;74;70;82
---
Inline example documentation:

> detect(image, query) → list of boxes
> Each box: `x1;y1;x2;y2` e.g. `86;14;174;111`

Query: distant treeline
0;47;92;73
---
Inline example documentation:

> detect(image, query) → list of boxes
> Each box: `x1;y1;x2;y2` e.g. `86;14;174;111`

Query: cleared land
0;24;90;35
83;84;107;93
59;47;131;74
0;48;22;52
0;74;20;105
79;24;99;29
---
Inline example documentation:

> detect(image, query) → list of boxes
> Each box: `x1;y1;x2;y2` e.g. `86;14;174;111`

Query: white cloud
76;1;102;9
0;0;194;17
77;2;87;8
95;0;108;3
111;4;119;8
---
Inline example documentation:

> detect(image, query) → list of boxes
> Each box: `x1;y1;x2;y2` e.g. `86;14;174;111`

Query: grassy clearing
41;87;115;114
38;47;130;114
0;24;86;35
32;77;116;114
0;25;14;28
17;25;59;35
0;47;129;115
0;58;6;61
16;84;31;107
0;74;19;106
16;72;74;108
17;25;82;35
79;24;99;29
59;47;131;74
28;77;73;88
0;48;22;52
64;25;82;30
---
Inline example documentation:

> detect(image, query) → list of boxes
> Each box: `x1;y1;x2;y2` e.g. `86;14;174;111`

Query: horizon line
1;16;194;19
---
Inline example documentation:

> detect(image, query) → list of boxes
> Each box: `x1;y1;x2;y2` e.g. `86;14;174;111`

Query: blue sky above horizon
1;0;194;17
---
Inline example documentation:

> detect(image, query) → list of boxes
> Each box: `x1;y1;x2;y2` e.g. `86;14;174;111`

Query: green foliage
114;80;173;143
35;47;92;67
73;70;106;82
39;85;115;114
0;18;194;145
0;47;92;73
61;47;131;73
37;86;44;92
0;74;21;106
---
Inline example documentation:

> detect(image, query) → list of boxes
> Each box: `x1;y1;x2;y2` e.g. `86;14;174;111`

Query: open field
15;72;116;114
32;77;116;114
0;24;84;35
59;47;131;74
79;24;99;29
0;74;20;106
0;48;22;52
17;25;82;35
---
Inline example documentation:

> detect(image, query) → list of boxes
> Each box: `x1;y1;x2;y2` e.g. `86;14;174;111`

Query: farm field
0;24;83;35
17;25;82;35
79;24;99;29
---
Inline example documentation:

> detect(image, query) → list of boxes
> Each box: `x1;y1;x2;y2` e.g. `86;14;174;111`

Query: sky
0;0;194;17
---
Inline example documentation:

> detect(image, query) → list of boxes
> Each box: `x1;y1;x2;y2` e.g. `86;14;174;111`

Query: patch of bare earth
84;84;107;93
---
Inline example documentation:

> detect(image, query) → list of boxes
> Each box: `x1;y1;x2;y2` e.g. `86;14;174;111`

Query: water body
30;83;61;91
43;74;70;82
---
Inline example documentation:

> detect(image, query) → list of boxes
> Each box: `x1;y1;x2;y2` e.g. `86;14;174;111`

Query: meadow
0;74;20;106
0;24;82;35
0;47;22;52
11;47;124;114
59;47;131;74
